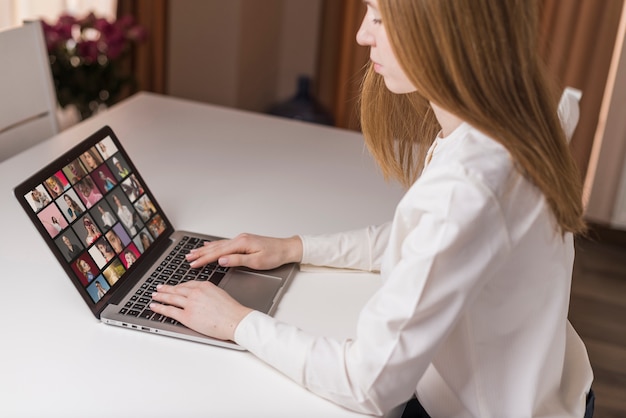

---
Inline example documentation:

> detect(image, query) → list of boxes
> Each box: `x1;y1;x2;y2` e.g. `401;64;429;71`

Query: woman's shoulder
426;124;517;195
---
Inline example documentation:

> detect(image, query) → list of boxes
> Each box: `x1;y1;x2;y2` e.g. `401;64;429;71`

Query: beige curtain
117;0;168;96
318;0;625;181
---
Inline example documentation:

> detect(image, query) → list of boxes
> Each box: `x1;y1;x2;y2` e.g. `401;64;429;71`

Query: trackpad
222;271;283;313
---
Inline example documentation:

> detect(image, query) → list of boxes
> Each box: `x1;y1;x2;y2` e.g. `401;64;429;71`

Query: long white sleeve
300;222;391;272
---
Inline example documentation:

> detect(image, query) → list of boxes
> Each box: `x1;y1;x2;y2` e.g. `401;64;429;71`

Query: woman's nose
356;17;375;47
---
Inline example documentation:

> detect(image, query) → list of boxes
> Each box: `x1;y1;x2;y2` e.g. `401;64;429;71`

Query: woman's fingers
150;281;252;341
184;233;302;271
186;237;247;266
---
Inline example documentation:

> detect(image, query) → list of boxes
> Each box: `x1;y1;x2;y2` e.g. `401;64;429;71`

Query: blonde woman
83;217;101;246
76;259;94;283
152;1;593;417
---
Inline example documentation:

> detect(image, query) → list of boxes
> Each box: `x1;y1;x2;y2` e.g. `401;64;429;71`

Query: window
0;0;117;31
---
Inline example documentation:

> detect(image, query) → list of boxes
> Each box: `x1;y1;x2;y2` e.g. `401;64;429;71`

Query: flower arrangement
42;13;147;119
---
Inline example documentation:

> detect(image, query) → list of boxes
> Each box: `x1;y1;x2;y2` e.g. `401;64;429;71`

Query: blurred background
3;0;626;232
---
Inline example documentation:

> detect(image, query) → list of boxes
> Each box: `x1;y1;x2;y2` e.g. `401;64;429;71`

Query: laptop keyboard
118;235;229;326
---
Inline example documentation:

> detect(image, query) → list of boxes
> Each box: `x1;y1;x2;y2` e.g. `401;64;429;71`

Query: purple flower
77;40;99;63
93;17;113;35
57;14;77;27
42;11;147;114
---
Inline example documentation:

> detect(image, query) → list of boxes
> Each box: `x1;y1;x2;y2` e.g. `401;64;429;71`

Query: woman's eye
372;18;382;24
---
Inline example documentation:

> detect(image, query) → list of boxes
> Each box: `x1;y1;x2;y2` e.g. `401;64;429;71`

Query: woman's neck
430;102;464;138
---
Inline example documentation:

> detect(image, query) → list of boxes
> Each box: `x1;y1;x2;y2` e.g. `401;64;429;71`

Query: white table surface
0;92;405;417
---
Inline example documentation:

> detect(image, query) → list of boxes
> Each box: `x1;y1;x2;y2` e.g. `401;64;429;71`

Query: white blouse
235;98;593;417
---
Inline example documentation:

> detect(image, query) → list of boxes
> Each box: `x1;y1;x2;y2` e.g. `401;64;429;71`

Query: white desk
0;93;404;417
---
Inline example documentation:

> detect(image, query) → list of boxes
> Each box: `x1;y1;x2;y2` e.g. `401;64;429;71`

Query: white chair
0;20;59;162
559;86;583;143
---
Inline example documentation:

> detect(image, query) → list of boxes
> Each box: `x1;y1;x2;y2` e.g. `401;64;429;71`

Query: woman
45;174;67;198
97;241;116;263
151;1;593;417
30;188;50;211
123;249;138;268
83;217;101;246
61;235;80;260
95;281;107;299
76;259;94;283
113;195;137;236
66;161;86;184
98;171;116;191
81;149;102;172
97;205;116;229
105;230;124;254
77;177;103;209
50;217;62;233
64;194;84;221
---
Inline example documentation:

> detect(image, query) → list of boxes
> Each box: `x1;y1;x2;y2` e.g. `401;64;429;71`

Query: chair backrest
559;86;583;143
0;20;59;162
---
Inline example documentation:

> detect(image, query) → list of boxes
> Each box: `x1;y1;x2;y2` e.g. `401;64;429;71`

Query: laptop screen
14;126;173;317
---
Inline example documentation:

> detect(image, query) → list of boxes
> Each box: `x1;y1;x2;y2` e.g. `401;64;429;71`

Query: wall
166;0;322;113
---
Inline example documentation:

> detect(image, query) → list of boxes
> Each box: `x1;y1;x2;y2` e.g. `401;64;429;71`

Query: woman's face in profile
356;0;416;94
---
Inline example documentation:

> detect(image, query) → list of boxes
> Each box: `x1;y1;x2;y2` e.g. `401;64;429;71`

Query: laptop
14;125;296;350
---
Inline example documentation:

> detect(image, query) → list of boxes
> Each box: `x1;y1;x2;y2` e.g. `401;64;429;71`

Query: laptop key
139;310;154;320
209;271;226;286
151;313;165;322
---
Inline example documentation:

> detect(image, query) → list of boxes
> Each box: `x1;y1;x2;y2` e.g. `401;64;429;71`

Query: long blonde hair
360;0;586;234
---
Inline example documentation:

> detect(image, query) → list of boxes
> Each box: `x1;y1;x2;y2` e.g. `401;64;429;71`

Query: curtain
539;0;625;179
316;0;367;130
116;0;168;96
317;0;625;182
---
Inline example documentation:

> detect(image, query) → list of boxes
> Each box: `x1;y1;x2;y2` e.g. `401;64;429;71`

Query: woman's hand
150;233;302;340
186;233;303;271
150;281;252;341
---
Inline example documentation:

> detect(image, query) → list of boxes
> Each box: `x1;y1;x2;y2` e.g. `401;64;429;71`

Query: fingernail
218;257;228;266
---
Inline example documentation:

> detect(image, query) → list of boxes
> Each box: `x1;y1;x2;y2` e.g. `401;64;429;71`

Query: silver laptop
14;125;296;350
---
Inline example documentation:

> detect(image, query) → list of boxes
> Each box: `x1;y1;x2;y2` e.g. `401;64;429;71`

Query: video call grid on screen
21;132;168;309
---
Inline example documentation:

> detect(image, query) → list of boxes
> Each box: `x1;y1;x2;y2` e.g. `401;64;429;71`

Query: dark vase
268;76;334;126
